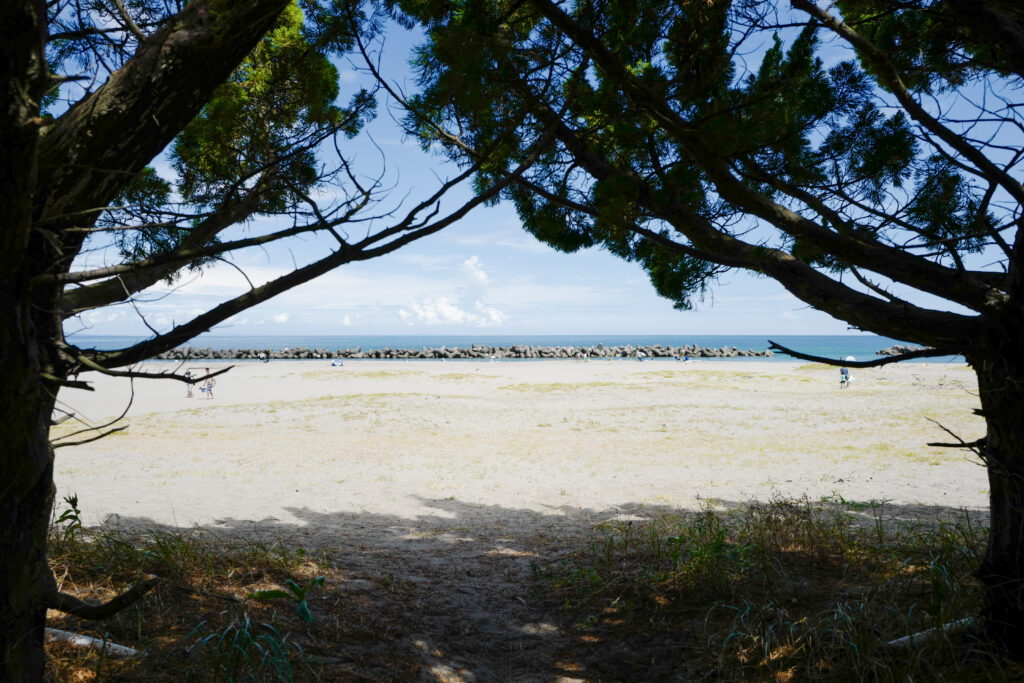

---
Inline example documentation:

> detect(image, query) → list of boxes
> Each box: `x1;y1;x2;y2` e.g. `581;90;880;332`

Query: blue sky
64;19;955;340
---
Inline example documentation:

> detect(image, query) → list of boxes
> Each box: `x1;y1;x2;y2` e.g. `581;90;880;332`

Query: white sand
51;359;988;541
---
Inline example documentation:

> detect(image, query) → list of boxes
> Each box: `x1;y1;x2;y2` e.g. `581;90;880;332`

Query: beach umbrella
845;356;856;361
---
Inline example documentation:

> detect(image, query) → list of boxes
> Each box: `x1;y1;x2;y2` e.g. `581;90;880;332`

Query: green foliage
172;2;373;214
249;576;325;623
187;613;302;682
836;0;1024;90
80;0;377;274
396;0;1008;314
100;167;211;274
907;156;993;253
53;493;83;543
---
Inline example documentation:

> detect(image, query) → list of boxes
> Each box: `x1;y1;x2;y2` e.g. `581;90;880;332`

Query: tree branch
792;0;1024;209
526;0;996;313
528;95;977;346
37;0;291;252
110;0;147;43
767;340;959;367
45;575;158;620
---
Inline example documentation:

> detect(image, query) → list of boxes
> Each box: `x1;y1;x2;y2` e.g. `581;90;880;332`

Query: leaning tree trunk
1;0;53;677
974;346;1024;647
0;348;57;681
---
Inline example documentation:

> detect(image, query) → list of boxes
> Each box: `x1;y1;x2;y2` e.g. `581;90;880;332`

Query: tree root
46;575;158;620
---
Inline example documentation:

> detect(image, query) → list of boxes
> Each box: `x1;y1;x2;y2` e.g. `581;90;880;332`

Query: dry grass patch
45;523;419;681
43;496;1021;682
535;497;1021;681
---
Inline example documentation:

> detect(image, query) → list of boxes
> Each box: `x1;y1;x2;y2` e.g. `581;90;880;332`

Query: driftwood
45;628;141;657
885;617;975;649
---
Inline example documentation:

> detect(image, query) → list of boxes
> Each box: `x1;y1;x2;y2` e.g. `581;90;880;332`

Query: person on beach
185;370;193;398
204;368;216;399
839;366;850;388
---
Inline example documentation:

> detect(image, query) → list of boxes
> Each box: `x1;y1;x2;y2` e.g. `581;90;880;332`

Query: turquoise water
66;334;965;363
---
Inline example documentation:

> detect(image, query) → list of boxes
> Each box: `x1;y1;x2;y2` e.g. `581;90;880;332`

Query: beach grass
45;497;1022;681
534;497;1020;681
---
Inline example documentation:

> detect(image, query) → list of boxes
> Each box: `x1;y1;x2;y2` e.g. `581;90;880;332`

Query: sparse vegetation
44;497;1021;681
537;497;1021;681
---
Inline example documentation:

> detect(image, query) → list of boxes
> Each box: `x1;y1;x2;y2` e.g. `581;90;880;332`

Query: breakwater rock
876;344;926;356
154;343;773;361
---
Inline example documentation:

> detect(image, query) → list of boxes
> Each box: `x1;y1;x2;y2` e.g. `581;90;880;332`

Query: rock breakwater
154;343;773;361
875;344;926;356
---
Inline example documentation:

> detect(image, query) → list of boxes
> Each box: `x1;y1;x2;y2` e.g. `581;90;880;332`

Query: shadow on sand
93;495;986;681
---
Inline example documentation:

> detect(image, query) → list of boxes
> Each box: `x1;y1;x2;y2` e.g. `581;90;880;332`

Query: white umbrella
844;355;856;361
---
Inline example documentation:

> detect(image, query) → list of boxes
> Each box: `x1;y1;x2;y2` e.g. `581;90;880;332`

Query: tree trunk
1;1;55;677
974;348;1024;647
0;375;56;681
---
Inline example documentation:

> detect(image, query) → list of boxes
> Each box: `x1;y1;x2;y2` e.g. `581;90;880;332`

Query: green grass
534;497;1019;681
43;497;1020;681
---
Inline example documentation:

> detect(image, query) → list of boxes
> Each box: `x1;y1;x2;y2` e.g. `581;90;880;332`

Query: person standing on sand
840;366;850;388
185;370;193;398
204;368;216;399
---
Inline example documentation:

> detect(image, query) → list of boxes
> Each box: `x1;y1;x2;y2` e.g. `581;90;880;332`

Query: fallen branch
885;617;975;649
46;575;158;620
45;628;141;657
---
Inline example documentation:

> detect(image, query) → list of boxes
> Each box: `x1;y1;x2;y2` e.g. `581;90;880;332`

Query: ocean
65;334;965;364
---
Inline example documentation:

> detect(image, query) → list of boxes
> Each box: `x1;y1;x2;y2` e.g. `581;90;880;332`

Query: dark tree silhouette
0;0;541;677
392;0;1024;646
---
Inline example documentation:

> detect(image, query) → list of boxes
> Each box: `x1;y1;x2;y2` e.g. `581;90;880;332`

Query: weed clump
538;497;1019;681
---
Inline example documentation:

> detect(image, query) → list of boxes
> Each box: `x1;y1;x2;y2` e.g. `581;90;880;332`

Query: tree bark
973;335;1024;647
0;0;51;675
0;0;292;678
0;382;57;681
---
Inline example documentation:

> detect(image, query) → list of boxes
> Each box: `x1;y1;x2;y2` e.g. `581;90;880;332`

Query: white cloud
395;256;508;327
272;313;290;324
782;311;797;320
473;301;507;325
463;255;489;285
398;297;506;327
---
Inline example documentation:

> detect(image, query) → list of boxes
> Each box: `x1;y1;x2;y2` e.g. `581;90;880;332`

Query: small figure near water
839;366;850;389
185;370;193;398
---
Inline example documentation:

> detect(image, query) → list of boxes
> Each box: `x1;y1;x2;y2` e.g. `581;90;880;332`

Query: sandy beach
52;359;987;536
48;358;990;678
